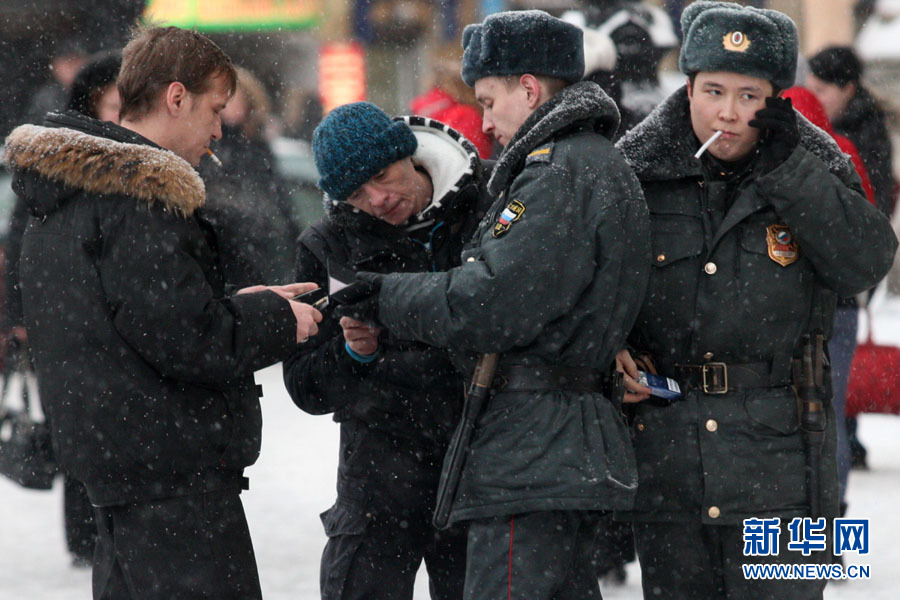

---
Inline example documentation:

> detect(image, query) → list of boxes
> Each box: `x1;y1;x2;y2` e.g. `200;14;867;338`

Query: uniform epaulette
525;143;554;165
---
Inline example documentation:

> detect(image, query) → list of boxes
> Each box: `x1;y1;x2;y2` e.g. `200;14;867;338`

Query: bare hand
616;349;651;403
290;301;323;343
237;282;319;301
340;316;381;357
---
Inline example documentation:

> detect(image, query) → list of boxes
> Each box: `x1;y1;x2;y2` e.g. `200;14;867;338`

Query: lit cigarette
694;130;723;159
206;147;223;167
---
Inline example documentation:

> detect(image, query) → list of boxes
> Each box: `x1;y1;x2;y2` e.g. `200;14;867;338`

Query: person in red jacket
783;86;875;205
782;85;871;523
410;58;494;158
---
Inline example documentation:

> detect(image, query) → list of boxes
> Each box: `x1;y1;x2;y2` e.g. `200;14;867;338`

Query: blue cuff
345;342;380;364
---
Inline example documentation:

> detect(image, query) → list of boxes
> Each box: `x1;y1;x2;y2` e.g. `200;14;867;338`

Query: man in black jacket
4;26;322;599
283;102;492;600
615;3;897;598
336;11;650;600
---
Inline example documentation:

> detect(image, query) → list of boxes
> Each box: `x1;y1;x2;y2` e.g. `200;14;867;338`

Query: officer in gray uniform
614;3;898;599
338;10;650;600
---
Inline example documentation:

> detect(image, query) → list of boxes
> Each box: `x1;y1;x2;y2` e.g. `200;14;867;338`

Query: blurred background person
573;21;641;141
807;46;895;218
409;57;493;159
806;45;897;472
198;66;300;288
564;0;678;124
4;49;123;568
23;39;88;125
66;50;122;124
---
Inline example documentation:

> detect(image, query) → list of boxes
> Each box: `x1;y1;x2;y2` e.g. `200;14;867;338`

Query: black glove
332;272;383;325
749;96;799;173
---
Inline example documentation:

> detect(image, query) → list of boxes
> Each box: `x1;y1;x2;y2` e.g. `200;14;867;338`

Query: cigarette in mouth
694;130;723;159
206;147;223;167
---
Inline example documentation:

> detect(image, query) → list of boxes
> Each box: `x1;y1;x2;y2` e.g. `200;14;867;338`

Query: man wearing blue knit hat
333;10;651;599
614;2;897;598
283;101;493;599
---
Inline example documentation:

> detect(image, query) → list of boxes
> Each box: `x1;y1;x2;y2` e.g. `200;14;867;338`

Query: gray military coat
616;87;897;525
374;81;651;523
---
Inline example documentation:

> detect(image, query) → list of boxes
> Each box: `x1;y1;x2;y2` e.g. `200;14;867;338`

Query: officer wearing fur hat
336;10;650;599
614;3;897;598
283;102;493;599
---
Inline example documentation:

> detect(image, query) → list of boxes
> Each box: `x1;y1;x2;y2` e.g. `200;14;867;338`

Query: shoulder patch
492;199;525;238
525;143;554;165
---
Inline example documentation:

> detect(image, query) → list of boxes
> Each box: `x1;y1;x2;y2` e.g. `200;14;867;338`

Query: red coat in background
411;87;494;159
783;86;876;206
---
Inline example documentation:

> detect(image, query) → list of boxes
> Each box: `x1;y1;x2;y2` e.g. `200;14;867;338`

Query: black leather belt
675;361;788;394
494;365;608;394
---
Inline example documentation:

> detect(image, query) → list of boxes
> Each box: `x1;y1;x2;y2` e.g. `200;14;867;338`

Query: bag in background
0;347;56;490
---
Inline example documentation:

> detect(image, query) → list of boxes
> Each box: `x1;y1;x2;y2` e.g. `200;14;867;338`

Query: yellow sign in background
144;0;321;31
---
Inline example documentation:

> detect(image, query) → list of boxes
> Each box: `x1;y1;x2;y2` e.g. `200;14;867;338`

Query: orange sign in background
144;0;321;31
318;42;367;114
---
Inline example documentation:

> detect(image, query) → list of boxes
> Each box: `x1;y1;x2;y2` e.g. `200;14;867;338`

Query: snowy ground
2;364;897;599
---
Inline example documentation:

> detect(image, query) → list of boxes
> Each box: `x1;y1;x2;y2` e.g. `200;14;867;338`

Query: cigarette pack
637;371;682;401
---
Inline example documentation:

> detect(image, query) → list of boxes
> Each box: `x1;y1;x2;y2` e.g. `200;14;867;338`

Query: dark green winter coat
615;87;898;525
375;81;651;523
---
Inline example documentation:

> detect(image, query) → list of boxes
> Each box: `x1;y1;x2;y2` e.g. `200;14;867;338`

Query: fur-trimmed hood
616;86;855;182
325;115;484;233
3;111;205;218
488;80;619;196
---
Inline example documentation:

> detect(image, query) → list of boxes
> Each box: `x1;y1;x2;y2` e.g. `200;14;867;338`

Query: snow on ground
1;364;897;599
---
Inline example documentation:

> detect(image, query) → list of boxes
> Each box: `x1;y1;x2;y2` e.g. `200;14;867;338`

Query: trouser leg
634;520;827;600
464;511;604;600
92;489;260;600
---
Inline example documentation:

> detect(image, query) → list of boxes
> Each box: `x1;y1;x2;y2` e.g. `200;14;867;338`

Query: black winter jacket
4;111;299;506
283;118;492;506
833;87;896;218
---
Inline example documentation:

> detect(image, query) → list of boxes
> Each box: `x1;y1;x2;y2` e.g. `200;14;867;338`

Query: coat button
703;352;714;360
466;256;476;262
636;423;645;432
708;506;721;519
657;254;666;262
704;262;717;275
705;419;718;432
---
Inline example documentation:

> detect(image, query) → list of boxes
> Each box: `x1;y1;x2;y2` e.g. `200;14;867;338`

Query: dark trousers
634;520;827;600
320;499;467;600
464;511;604;600
92;489;261;600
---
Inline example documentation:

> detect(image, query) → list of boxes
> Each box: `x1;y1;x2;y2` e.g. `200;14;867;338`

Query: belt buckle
702;362;728;394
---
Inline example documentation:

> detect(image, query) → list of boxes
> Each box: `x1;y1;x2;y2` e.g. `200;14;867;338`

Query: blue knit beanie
313;102;418;202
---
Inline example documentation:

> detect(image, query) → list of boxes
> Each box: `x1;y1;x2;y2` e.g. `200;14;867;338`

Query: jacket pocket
737;221;810;322
320;499;369;538
743;388;800;435
651;220;704;267
319;499;371;598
